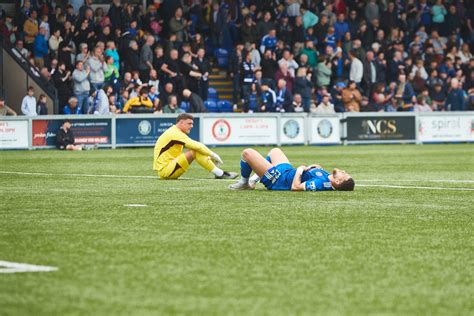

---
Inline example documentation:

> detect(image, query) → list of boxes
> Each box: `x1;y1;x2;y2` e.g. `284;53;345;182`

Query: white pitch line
1;171;473;191
357;184;474;191
124;204;148;207
357;179;474;184
0;260;58;274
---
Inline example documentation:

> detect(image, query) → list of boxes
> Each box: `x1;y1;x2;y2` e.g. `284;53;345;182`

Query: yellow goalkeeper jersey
153;125;213;171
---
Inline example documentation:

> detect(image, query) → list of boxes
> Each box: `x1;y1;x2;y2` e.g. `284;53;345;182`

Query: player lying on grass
153;113;238;179
229;148;355;191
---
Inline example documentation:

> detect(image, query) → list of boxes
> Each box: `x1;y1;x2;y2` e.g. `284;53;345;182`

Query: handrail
0;34;59;113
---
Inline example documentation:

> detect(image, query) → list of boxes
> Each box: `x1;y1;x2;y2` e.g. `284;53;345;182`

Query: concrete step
215;87;234;93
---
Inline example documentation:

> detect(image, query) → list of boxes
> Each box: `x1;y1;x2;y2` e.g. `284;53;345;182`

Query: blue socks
240;158;252;179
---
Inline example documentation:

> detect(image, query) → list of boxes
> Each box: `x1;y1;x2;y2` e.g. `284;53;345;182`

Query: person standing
72;61;91;114
21;87;37;116
139;35;155;82
349;49;363;85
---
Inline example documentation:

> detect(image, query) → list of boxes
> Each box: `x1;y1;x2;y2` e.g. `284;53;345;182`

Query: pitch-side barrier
1;112;473;150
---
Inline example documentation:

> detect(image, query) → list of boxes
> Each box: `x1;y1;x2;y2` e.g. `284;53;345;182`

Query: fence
1;112;473;150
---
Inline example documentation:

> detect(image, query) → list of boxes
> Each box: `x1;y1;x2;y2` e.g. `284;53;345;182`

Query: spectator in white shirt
349;49;363;84
410;59;429;80
315;95;336;114
278;49;299;77
21;86;38;116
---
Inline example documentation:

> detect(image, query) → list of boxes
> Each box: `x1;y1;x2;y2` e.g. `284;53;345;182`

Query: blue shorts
261;163;296;191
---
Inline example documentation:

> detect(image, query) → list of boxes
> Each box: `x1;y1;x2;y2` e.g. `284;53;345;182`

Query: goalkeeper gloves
210;152;224;165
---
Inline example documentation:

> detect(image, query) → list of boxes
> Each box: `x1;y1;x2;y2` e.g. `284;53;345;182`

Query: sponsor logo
138;120;152;136
317;119;333;139
283;119;300;139
361;119;397;134
212;119;231;141
316;171;323;177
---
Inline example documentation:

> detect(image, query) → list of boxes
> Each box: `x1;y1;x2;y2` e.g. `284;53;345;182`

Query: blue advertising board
116;118;200;145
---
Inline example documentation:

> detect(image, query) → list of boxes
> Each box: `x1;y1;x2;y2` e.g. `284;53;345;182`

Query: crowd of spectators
1;0;474;116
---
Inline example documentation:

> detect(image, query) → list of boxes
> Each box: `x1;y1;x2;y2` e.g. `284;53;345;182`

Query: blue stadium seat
180;101;190;112
214;48;229;69
207;88;218;101
217;100;233;113
204;100;219;113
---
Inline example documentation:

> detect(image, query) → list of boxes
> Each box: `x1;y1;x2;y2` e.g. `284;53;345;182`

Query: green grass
0;144;473;315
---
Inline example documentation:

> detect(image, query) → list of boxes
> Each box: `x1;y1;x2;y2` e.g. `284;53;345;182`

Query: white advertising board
202;117;278;145
0;120;29;149
280;117;306;144
309;117;341;144
419;115;474;142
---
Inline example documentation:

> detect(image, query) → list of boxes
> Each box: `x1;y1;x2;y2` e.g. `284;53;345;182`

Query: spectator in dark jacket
56;120;83;150
183;89;207;113
124;40;140;73
446;78;466;111
294;67;313;112
240;15;258;44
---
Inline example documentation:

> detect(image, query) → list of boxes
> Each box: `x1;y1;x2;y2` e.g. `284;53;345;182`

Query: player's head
329;168;355;191
176;113;194;134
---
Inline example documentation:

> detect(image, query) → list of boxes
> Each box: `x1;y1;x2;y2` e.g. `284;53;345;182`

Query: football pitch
1;144;473;315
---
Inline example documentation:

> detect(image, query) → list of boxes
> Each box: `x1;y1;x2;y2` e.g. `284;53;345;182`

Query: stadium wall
1;112;473;150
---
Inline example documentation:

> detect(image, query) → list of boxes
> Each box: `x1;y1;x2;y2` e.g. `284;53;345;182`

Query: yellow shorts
158;153;190;179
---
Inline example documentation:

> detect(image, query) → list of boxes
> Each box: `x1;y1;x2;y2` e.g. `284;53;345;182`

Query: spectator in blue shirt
33;27;49;69
324;26;337;50
260;29;277;54
64;97;82;115
334;13;350;42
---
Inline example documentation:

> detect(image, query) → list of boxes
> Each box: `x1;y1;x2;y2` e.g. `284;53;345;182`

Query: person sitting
315;94;336;114
163;95;182;114
291;94;305;113
182;89;207;113
122;87;154;113
0;97;17;116
56;119;98;151
63;96;82;115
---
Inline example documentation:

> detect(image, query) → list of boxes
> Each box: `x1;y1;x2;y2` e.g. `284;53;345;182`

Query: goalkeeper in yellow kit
153;113;238;179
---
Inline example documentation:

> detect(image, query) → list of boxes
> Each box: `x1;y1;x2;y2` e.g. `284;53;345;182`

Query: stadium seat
204;100;219;113
214;48;229;69
217;100;233;113
180;101;190;112
207;87;218;101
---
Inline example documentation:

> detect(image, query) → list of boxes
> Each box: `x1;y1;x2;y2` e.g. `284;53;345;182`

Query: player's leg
192;151;238;179
159;153;191;179
249;148;289;188
266;147;290;165
66;144;83;151
229;148;273;190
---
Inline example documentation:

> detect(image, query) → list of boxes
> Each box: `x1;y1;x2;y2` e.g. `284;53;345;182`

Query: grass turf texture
0;144;473;315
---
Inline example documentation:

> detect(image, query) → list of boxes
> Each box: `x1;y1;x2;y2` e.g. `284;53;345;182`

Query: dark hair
139;87;148;95
337;178;355;191
63;119;71;124
0;96;4;101
176;113;194;122
28;86;34;91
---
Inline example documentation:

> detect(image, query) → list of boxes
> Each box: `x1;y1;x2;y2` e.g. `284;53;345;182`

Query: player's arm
305;164;322;170
291;166;306;191
173;131;222;163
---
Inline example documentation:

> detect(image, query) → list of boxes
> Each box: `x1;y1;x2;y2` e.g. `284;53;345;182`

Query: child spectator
37;94;48;115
